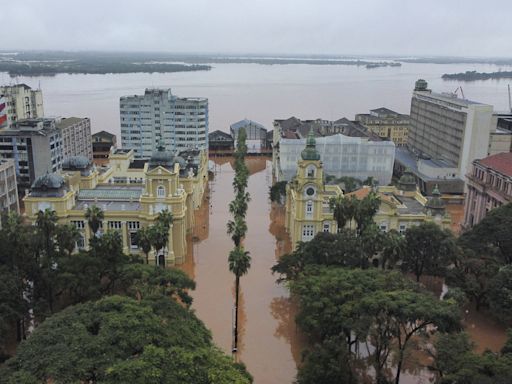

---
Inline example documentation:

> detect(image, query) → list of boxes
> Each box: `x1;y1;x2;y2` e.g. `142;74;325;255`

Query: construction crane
453;86;465;99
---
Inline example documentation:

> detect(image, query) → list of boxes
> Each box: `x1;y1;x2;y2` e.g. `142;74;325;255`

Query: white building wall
278;134;395;185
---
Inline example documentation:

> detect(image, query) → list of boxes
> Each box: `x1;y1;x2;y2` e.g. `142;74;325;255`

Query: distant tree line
442;70;512;81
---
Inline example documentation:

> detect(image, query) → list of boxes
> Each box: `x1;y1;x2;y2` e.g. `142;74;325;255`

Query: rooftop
230;119;266;131
477;152;512;177
77;186;143;201
415;90;484;107
56;117;88;129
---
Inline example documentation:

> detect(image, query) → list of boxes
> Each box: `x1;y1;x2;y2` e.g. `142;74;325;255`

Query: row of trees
227;128;252;353
272;194;512;383
0;207;252;382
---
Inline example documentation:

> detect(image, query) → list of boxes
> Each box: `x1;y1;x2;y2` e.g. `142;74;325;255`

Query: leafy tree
228;246;251;352
269;181;287;204
353;190;380;233
0;296;252;384
229;191;251;218
85;205;104;235
459;203;512;264
135;226;153;264
329;195;357;230
488;265;512;323
296;336;356;384
446;249;499;311
380;229;405;270
401;222;456;282
338;176;362;193
55;224;81;256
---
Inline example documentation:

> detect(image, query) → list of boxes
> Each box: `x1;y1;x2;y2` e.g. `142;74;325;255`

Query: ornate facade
285;137;451;250
23;147;208;266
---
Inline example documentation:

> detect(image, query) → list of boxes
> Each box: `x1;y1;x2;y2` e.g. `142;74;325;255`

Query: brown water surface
181;157;303;384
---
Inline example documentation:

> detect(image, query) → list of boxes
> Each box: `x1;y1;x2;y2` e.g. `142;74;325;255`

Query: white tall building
0;84;44;129
277;134;395;185
120;89;208;158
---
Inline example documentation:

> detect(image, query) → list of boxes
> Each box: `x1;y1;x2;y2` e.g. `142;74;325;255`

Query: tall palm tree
228;191;251;218
228;245;251;352
135;226;153;264
55;224;81;256
226;216;248;247
156;209;173;230
150;224;169;267
329;195;356;231
85;205;104;236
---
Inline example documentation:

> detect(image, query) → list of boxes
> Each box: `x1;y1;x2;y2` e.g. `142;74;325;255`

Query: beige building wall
0;84;44;128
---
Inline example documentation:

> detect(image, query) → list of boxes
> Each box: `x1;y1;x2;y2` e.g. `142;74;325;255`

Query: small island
366;62;402;69
442;70;512;81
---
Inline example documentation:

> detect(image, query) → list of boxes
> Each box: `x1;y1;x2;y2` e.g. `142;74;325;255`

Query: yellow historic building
285;134;451;250
23;146;208;266
285;132;343;248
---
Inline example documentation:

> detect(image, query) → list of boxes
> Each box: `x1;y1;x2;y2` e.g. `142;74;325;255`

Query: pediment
146;166;175;177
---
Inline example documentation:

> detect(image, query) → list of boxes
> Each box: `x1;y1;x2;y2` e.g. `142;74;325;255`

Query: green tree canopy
0;296;252;384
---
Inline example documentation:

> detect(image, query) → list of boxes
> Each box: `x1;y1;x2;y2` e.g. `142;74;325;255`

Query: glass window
157;185;166;198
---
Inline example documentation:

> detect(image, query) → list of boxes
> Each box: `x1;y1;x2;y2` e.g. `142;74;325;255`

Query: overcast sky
2;0;511;57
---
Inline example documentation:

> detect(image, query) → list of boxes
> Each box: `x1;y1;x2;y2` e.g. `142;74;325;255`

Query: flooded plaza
181;156;507;384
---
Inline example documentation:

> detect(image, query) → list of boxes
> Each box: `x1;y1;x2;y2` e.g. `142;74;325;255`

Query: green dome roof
301;130;321;161
32;172;65;190
426;184;445;211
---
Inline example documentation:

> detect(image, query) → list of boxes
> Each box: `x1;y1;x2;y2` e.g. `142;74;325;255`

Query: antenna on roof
508;84;512;113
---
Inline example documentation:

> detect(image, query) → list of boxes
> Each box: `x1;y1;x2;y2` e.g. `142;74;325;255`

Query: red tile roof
478;152;512;177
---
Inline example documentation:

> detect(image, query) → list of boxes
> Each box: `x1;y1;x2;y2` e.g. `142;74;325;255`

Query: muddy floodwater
181;157;507;384
181;157;304;383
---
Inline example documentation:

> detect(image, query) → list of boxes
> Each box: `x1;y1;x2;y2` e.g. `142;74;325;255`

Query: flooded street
181;157;303;384
180;156;507;384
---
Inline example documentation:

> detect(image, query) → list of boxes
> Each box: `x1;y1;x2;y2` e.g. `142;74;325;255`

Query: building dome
149;143;175;169
301;130;321;161
32;172;65;190
174;156;187;168
398;168;417;191
425;185;445;215
62;156;91;170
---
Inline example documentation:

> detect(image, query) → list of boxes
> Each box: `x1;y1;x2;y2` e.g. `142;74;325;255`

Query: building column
121;222;129;254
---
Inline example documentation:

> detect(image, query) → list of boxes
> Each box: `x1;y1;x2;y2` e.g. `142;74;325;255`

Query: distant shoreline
442;70;512;81
0;51;402;77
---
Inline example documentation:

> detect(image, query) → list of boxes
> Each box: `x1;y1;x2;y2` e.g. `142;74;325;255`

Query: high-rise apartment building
0;118;63;188
355;107;410;146
395;80;494;194
56;117;93;161
0;84;44;128
120;89;208;158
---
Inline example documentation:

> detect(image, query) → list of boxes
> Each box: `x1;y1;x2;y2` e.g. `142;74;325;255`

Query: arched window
306;165;316;178
157;185;166;198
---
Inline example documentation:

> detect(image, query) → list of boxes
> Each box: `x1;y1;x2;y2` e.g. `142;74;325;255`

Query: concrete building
230;119;267;153
355;107;410;146
284;135;449;251
0;118;63;188
0;96;6;127
93;131;117;166
488;112;512;155
120;89;208;158
56;117;93;162
463;152;512;229
395;80;496;195
23;147;208;266
0;84;44;129
273;116;393;184
0;159;19;215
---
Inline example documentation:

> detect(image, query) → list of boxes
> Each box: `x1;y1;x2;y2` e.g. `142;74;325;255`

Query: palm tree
150;224;169;267
135;226;153;264
354;192;380;233
329;195;356;231
55;224;81;256
381;229;405;270
85;205;104;236
226;216;248;247
228;245;251;352
156;209;173;230
228;191;251;218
